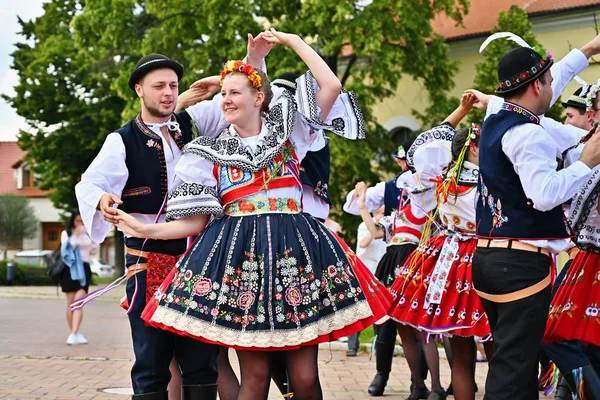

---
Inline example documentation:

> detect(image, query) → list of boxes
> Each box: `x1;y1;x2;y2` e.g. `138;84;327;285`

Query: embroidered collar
183;90;297;172
458;162;479;185
501;102;540;124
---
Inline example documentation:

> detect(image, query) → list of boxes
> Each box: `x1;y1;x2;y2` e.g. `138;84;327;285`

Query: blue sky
0;0;45;141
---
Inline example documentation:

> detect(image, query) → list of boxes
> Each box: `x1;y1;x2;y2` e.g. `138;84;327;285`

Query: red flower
299;312;307;321
287;198;299;212
238;200;256;213
269;198;277;211
233;315;242;323
275;292;283;301
193;278;212;296
237;292;256;310
285;287;302;306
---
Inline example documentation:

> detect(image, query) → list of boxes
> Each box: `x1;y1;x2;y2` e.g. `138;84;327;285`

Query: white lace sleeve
166;149;222;221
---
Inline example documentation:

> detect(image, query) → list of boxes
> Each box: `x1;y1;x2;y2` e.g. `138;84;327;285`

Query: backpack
45;247;66;282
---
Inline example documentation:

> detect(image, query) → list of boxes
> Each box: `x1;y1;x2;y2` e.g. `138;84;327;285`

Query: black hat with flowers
128;53;184;91
496;46;553;94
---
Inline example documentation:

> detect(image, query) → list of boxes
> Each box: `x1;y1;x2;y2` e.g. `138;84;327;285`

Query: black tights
448;336;493;400
235;346;322;400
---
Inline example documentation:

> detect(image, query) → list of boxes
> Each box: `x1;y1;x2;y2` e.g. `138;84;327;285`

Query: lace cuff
295;71;366;140
166;183;223;221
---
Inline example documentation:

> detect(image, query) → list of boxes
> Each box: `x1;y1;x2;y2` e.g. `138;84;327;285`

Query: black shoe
406;385;429;400
182;384;218;400
554;375;573;400
347;349;358;357
367;340;395;396
131;392;168;400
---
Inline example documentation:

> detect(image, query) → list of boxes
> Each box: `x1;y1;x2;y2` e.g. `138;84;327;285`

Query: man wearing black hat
471;34;600;400
76;44;269;398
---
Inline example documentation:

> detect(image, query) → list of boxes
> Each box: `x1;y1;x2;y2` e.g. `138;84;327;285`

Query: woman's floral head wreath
220;60;262;89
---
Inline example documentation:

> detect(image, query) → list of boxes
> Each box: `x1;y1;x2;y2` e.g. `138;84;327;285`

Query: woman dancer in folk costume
114;29;391;400
543;112;600;398
383;94;492;400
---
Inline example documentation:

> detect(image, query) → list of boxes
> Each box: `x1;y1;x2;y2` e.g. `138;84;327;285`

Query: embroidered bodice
165;71;365;221
438;163;478;233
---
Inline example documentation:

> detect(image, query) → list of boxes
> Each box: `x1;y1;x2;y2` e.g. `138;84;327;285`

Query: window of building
21;165;38;188
390;126;413;146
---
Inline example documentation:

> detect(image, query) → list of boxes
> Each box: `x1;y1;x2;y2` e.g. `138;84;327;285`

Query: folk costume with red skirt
141;72;391;351
545;164;600;347
387;125;491;338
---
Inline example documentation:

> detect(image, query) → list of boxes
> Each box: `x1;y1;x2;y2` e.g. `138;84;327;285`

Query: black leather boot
368;341;395;396
554;374;573;400
131;392;168;400
181;384;218;400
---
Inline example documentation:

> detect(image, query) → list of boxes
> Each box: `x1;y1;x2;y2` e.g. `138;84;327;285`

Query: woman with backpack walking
60;210;99;345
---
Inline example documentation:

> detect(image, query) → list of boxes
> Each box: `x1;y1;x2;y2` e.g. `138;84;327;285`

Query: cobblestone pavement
0;289;552;399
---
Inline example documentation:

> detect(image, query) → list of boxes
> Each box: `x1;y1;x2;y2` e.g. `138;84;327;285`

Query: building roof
432;0;600;41
0;141;46;197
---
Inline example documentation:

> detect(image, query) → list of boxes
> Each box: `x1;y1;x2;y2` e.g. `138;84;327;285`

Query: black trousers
125;240;218;394
472;247;551;400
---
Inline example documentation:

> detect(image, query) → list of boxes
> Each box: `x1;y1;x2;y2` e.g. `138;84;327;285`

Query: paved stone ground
0;288;552;399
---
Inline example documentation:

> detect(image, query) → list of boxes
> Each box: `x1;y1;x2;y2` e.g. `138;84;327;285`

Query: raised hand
97;193;123;224
189;75;220;93
355;182;367;209
246;32;276;68
464;89;491;111
177;84;218;112
461;92;477;110
261;28;300;47
114;209;147;238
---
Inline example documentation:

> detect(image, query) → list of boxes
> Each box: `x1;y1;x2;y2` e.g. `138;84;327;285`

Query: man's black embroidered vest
117;112;193;215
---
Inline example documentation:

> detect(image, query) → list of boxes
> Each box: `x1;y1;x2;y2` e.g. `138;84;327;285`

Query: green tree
6;0;469;248
0;195;38;260
469;5;564;125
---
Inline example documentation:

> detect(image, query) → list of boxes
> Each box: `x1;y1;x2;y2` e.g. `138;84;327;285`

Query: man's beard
144;99;174;118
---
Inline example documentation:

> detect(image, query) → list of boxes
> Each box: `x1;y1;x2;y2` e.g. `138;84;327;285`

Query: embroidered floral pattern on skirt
142;212;391;350
545;250;600;347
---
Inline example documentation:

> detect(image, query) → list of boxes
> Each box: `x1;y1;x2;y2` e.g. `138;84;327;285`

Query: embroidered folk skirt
141;212;391;350
388;234;491;338
544;249;600;346
374;243;418;288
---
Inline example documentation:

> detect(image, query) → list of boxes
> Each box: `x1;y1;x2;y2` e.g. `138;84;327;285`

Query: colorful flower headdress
220;60;262;89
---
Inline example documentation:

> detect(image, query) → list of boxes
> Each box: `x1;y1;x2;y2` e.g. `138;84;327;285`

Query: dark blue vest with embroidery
476;103;569;239
300;142;331;204
384;175;403;217
117;112;193;215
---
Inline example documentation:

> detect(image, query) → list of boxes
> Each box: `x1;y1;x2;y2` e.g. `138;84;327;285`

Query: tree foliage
469;5;564;125
0;195;38;260
6;0;468;247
